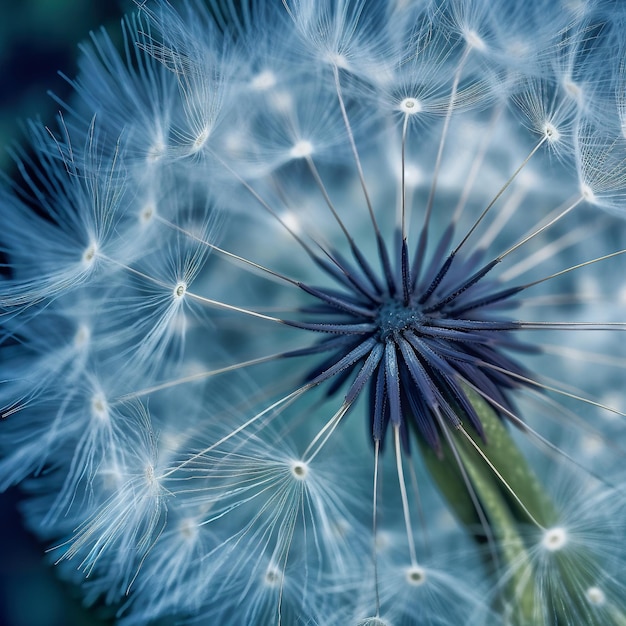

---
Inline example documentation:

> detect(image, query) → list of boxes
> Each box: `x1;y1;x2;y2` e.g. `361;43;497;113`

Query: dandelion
1;1;626;625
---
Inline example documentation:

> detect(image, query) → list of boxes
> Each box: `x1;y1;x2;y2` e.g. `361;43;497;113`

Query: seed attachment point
542;526;568;552
291;460;308;479
400;98;422;114
405;565;426;586
585;586;606;606
290;140;314;159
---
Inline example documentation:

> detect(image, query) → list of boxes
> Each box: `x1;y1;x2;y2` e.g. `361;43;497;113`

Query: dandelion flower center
377;299;424;341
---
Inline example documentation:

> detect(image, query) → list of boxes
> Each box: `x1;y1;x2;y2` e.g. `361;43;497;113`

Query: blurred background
0;2;128;624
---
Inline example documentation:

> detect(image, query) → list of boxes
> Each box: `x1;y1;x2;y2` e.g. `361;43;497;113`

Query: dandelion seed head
140;203;156;225
399;97;422;114
91;393;109;422
145;462;156;485
463;29;487;52
405;565;426;587
376;300;422;342
542;526;568;552
543;122;560;143
290;460;308;479
581;183;596;203
563;77;582;101
289;139;314;159
580;434;604;458
82;242;98;266
73;324;91;349
280;210;302;234
263;565;282;588
178;517;199;541
326;51;350;70
147;140;167;163
585;585;606;606
250;70;277;91
190;125;211;153
2;0;626;624
173;282;187;299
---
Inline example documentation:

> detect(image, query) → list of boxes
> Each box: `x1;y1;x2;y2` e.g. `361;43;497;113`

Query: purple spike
331;248;382;302
396;336;437;407
298;282;376;317
346;342;384;405
371;363;387;442
400;367;441;453
384;341;402;426
283;320;377;334
349;240;384;295
424;258;501;313
419;252;455;305
450;285;526;315
309;336;378;386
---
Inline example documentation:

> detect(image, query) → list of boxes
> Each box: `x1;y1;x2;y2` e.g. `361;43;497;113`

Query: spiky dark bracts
286;226;531;454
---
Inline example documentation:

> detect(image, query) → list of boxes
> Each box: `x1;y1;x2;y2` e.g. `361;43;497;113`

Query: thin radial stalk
426;318;626;331
499;196;583;260
160;384;312;478
114;351;293;402
425;195;586;312
408;459;431;555
450;247;626;316
372;439;382;618
98;254;170;290
531;390;626;460
400;112;410;241
451;104;504;223
414;46;472;279
400;114;412;304
434;407;502;577
155;215;300;287
517;248;626;291
302;402;351;463
498;223;600;282
516;322;626;330
332;65;379;235
454;136;547;255
394;425;418;568
463;379;624;483
457;425;546;529
305;155;353;243
306;154;383;295
476;186;526;251
214;153;331;263
187;291;291;325
540;343;626;368
479;362;626;418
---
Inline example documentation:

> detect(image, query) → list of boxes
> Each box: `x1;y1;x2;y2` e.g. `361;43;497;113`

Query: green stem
420;388;626;625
